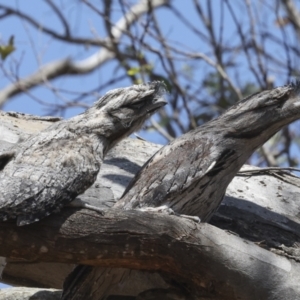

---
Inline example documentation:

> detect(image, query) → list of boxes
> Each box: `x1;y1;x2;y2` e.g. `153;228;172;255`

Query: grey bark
1;202;300;300
0;288;61;300
1;86;300;299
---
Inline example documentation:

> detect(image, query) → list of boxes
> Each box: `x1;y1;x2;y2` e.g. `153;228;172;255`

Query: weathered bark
1;208;300;300
0;287;61;300
1;111;300;299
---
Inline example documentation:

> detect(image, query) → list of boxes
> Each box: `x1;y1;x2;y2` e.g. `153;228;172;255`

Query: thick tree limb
1;209;300;300
0;287;61;300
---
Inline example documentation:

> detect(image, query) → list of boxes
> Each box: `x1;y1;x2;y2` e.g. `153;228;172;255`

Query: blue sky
0;1;201;114
1;0;297;136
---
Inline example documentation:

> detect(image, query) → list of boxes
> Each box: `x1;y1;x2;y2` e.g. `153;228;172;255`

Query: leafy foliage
0;36;15;61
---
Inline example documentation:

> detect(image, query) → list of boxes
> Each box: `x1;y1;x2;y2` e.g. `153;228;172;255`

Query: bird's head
218;81;300;147
81;82;167;148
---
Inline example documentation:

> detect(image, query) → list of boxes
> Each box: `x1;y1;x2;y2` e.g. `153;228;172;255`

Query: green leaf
142;64;153;73
127;67;140;76
133;78;143;85
0;35;15;61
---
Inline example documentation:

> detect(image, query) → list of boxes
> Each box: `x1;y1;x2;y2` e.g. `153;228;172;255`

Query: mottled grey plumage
115;82;300;222
0;82;166;226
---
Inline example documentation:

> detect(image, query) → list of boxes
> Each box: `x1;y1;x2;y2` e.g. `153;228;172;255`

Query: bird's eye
122;100;144;110
130;102;143;109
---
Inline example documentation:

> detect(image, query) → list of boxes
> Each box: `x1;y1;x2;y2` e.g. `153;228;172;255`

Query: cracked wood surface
0;208;300;299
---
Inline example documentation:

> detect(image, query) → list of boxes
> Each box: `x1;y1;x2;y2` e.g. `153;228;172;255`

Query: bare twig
0;0;169;107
